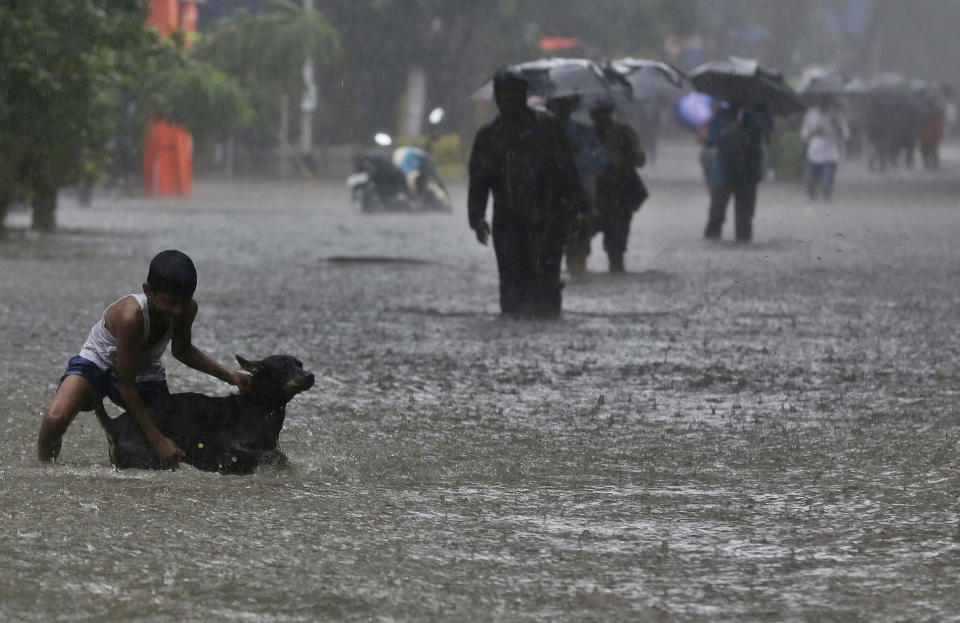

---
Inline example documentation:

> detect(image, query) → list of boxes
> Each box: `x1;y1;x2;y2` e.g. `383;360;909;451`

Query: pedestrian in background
703;101;773;243
590;98;648;273
545;94;607;277
467;69;589;319
801;95;850;200
918;87;946;170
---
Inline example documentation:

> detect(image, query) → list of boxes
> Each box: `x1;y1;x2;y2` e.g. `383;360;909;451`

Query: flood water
2;139;960;621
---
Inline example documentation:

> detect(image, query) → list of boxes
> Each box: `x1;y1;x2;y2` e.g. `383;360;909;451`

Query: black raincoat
468;108;587;318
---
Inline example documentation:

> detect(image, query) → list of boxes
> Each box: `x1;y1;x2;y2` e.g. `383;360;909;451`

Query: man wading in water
467;69;589;318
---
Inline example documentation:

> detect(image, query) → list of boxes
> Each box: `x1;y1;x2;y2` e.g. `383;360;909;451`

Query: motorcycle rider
352;153;409;209
392;145;452;210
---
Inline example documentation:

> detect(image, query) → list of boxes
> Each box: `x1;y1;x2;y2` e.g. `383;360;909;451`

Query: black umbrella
867;72;930;94
796;70;868;106
689;57;805;116
471;58;615;101
797;70;849;95
606;58;688;100
841;76;869;95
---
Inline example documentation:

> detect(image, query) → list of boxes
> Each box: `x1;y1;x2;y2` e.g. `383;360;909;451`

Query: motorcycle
348;137;452;213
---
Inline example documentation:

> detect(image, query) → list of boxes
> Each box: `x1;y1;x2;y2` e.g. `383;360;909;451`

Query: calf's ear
236;355;262;373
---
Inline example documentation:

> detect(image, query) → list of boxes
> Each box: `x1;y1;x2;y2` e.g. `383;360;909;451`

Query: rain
2;1;960;621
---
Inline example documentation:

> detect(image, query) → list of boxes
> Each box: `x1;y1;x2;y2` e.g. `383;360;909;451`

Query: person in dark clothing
353;153;409;205
703;102;773;243
545;95;607;277
468;69;589;319
590;99;647;272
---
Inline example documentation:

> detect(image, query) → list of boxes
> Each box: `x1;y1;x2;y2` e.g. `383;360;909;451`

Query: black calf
95;355;314;474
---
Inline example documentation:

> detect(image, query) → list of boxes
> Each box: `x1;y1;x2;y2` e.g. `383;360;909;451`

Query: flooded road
2;139;960;621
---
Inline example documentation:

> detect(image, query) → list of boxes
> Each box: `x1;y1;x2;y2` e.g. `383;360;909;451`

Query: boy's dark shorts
60;355;169;411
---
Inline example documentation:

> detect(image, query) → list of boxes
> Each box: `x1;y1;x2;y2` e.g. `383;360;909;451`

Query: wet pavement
2;138;960;621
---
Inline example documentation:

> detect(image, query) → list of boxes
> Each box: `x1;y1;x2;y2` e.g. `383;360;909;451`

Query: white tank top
78;293;170;382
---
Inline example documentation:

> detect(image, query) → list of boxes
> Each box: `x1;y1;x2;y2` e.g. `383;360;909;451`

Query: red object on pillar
147;0;179;38
143;0;196;198
538;37;581;51
180;2;198;49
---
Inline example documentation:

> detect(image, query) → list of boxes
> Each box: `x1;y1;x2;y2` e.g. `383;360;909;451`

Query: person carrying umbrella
545;94;608;277
467;68;589;319
689;57;799;242
702;99;773;242
590;97;648;272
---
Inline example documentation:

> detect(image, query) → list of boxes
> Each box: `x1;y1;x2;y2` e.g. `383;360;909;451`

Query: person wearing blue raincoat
545;94;608;277
392;145;451;209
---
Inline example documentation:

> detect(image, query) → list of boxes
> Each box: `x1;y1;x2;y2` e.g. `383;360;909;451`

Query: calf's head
236;355;315;405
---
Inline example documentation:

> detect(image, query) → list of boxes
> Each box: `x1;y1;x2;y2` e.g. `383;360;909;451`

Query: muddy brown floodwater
2;139;960;621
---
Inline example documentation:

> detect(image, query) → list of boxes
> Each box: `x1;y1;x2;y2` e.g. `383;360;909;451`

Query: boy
37;250;251;464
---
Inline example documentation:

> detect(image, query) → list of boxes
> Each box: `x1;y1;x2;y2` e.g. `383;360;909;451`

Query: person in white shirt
800;95;850;200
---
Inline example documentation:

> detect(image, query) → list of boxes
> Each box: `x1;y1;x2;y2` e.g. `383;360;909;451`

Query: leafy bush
193;2;341;145
147;61;253;146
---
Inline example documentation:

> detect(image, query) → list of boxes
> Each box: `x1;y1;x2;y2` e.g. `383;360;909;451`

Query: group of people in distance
471;66;934;319
468;67;778;321
467;69;649;320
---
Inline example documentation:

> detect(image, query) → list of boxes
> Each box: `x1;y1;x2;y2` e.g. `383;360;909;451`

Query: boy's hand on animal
228;369;253;393
151;435;184;463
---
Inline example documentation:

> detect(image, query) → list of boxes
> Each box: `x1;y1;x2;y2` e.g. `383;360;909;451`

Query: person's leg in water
493;223;535;317
820;161;838;200
705;182;732;239
564;213;594;277
733;181;758;243
566;174;600;276
804;160;820;200
38;374;98;462
39;356;171;461
530;218;566;318
602;210;631;273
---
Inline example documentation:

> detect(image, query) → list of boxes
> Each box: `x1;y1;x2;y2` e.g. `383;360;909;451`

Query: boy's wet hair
147;250;197;298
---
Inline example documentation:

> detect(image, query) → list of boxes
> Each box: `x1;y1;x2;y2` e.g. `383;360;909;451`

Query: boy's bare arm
114;305;184;463
170;301;252;391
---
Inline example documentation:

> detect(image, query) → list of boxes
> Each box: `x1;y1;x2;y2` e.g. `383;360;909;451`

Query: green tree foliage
0;1;254;230
315;0;697;143
0;0;152;229
192;0;341;147
143;58;253;147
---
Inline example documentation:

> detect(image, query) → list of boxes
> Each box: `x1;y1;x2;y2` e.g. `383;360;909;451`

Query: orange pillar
148;0;178;37
143;0;195;198
180;2;198;46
